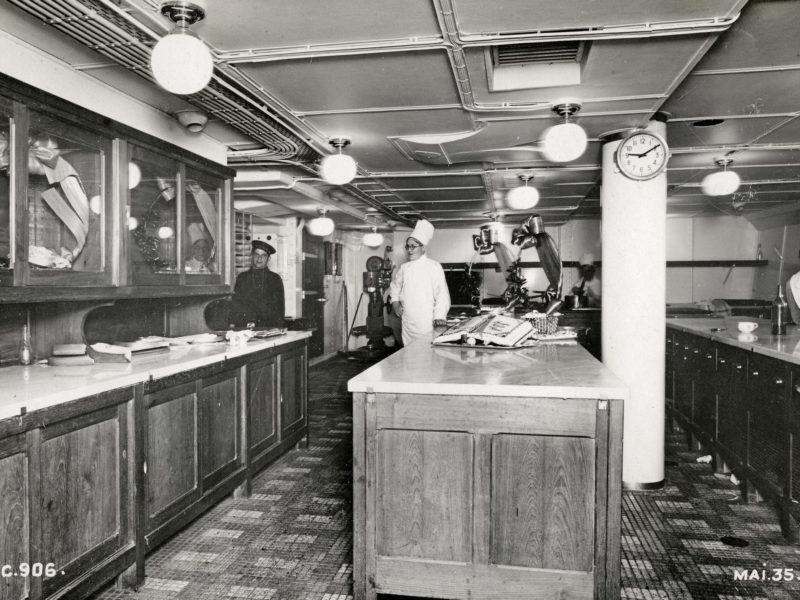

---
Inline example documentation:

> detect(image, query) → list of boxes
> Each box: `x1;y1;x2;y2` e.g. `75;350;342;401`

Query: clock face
616;131;669;181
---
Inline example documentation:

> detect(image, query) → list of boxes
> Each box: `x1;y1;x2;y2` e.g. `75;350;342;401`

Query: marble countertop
348;335;628;399
0;331;311;420
667;317;800;366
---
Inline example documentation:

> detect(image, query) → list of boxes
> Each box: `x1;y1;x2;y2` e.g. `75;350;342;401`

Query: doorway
302;230;325;358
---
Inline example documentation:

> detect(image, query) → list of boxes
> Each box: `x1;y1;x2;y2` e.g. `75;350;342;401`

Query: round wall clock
615;130;669;181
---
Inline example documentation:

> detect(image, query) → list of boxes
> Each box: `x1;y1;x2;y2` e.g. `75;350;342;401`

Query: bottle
772;285;789;335
756;244;763;260
19;325;33;366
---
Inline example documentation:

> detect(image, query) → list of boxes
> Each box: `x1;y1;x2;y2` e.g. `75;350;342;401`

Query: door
302;230;325;358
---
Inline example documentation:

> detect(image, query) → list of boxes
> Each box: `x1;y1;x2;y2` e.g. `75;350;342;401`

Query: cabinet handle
751;371;759;377
795;384;800;394
693;349;700;354
719;358;726;364
775;378;784;386
735;364;743;370
706;354;713;359
682;356;688;361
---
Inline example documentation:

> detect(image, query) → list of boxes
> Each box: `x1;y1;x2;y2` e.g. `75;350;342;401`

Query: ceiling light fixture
150;1;214;95
307;207;335;237
542;102;588;163
320;138;357;185
506;174;540;210
701;158;741;196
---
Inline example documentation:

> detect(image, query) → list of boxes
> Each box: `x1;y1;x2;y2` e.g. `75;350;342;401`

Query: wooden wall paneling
26;427;41;600
604;398;624;598
30;300;106;359
39;406;121;596
199;369;239;490
165;297;222;337
593;401;610;598
0;435;28;600
471;433;491;566
0;304;27;366
376;429;472;562
490;434;595;571
364;392;377;600
352;392;367;600
117;384;145;587
144;382;199;535
247;355;278;468
234;365;251;498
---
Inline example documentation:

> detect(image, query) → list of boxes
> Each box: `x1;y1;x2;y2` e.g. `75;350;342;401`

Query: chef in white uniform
572;252;602;307
389;219;451;346
788;255;800;326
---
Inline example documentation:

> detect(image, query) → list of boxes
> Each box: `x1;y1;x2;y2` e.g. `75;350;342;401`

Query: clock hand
641;144;660;157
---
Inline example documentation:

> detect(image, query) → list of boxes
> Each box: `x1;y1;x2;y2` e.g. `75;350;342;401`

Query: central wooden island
349;338;627;600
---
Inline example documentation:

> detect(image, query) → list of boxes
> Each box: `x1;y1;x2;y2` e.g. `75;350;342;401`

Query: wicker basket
525;314;559;335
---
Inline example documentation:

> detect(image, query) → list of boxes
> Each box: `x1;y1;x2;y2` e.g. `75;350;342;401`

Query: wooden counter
0;333;309;600
349;337;627;600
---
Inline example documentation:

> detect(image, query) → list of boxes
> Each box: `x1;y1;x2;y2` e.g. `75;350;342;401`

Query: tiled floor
91;355;800;600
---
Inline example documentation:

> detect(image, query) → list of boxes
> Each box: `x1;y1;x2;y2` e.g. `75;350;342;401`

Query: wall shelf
442;260;769;270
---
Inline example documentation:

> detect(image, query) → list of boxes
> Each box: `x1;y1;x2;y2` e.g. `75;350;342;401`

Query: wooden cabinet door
746;354;788;495
199;370;240;489
39;404;127;598
0;435;28;600
790;367;800;503
248;355;278;463
693;338;717;445
280;345;307;440
716;345;747;461
145;381;199;536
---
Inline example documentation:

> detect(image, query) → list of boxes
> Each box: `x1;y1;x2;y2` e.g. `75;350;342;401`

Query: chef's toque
410;219;435;246
579;253;595;266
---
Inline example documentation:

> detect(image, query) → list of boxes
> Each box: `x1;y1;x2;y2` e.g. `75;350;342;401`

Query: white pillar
601;119;667;489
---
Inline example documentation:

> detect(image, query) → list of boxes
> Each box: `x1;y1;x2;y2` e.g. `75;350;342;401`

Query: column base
623;479;665;491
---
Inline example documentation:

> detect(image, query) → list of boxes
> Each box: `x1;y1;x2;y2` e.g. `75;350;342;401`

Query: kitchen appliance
564;294;585;309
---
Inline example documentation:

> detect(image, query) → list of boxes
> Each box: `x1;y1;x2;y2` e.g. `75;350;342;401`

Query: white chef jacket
389;255;451;346
788;271;800;325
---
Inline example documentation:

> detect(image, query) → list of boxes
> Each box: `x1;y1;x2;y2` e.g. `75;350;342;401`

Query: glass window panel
0;98;11;271
128;145;178;280
184;166;221;275
27;111;106;272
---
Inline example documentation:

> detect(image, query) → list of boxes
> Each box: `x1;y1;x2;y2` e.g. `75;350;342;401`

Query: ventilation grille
7;0;315;161
493;41;584;66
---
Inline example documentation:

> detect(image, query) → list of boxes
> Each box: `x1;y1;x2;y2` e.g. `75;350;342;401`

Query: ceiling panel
195;0;441;50
239;51;459;113
450;0;743;35
667;116;789;148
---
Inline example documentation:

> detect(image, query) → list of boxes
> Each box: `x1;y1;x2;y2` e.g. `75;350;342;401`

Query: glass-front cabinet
0;98;12;285
128;145;180;285
183;166;223;284
0;75;233;299
27;110;112;285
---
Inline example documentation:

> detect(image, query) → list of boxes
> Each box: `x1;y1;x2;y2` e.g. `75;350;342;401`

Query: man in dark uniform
231;239;285;328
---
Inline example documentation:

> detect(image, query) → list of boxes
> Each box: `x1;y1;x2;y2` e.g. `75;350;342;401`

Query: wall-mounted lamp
151;1;214;95
506;174;540;210
175;109;209;132
542;102;587;163
363;226;384;248
307;207;335;237
320;138;357;185
702;158;741;196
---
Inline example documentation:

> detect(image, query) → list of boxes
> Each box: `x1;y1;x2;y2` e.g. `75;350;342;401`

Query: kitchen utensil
564;294;584;309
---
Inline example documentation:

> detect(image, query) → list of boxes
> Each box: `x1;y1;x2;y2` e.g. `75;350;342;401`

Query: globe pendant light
150;2;214;95
320;138;358;185
701;158;741;196
542;102;588;163
307;207;335;237
363;226;384;248
506;174;540;210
